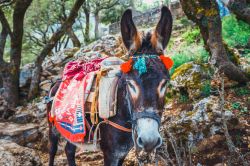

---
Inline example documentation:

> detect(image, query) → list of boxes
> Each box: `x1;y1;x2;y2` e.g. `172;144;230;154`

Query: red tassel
159;55;174;70
120;58;133;73
48;112;55;123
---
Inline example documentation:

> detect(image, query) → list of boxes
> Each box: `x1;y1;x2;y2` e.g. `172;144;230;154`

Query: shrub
201;80;211;97
170;44;209;75
234;87;249;96
179;94;189;103
222;15;250;47
182;27;201;43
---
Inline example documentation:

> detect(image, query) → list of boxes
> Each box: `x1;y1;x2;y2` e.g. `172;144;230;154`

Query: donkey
47;6;172;166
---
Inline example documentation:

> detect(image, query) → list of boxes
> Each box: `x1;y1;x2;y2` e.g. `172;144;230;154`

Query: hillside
0;14;250;166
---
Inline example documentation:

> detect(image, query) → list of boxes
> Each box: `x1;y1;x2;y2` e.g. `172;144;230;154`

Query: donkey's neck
111;77;132;128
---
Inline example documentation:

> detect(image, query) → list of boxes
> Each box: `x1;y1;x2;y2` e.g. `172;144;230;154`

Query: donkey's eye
127;80;139;99
127;81;136;92
158;79;168;98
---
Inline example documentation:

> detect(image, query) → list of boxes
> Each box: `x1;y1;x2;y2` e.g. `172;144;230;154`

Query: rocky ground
0;28;250;165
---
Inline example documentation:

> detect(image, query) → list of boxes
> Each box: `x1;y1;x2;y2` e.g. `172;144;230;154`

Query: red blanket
51;58;105;143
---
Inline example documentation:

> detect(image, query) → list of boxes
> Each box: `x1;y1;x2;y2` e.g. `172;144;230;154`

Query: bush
201;80;211;97
234;87;249;96
182;27;201;43
222;15;250;47
170;44;209;75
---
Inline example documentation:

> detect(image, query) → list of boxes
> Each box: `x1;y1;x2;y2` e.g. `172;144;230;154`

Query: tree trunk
227;0;250;25
28;0;85;99
67;27;81;47
1;68;19;107
94;11;100;39
0;27;7;57
83;4;90;44
180;0;249;83
0;0;32;107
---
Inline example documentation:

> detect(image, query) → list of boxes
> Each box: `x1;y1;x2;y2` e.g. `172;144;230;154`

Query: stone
239;57;250;77
74;35;125;60
36;101;47;113
0;122;39;146
0;96;15;119
39;80;52;92
163;95;239;150
19;63;34;88
171;62;211;99
0;139;42;166
42;47;79;70
10;112;33;124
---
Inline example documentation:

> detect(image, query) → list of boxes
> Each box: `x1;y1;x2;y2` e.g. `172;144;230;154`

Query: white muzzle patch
136;118;162;152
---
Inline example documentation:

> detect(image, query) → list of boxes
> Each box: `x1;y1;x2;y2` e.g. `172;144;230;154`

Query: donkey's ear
152;6;172;51
121;9;140;51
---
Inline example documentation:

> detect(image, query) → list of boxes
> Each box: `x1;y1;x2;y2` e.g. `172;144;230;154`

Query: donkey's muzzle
136;118;162;152
137;134;162;152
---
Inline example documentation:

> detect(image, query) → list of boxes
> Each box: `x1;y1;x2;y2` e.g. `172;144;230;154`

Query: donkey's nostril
137;137;144;148
156;137;162;148
136;136;162;152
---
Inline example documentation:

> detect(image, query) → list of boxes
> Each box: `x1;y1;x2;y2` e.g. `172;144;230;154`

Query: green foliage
240;107;248;114
234;87;250;96
231;102;241;110
201;81;211;97
231;102;249;114
100;5;127;24
170;44;209;75
179;94;189;103
182;27;201;43
222;15;250;47
179;17;191;27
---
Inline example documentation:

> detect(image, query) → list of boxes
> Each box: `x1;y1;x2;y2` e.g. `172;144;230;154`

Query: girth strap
92;119;132;149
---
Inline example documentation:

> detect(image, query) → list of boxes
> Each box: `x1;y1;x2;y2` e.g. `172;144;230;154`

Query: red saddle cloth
51;58;105;143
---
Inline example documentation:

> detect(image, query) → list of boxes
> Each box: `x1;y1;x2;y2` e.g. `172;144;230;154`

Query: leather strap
103;119;132;132
132;111;161;126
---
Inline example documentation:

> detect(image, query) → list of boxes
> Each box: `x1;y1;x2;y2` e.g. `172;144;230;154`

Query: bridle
125;82;161;165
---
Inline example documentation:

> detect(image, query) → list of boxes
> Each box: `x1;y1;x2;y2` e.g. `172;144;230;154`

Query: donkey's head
120;6;173;152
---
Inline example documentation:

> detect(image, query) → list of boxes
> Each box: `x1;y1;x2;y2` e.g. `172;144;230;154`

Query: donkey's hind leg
48;127;59;166
65;141;77;166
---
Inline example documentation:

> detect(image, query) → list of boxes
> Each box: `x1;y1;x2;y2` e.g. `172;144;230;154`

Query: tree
91;0;119;39
24;0;81;60
223;0;250;25
100;2;129;25
28;0;85;99
82;0;90;43
59;0;81;47
180;0;249;84
0;0;33;107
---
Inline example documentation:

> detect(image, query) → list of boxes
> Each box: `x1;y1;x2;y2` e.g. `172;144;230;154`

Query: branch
25;33;45;47
180;0;249;83
0;26;8;71
94;0;119;13
38;0;85;59
10;0;33;63
0;0;15;7
0;8;13;38
215;71;249;166
227;0;250;25
66;26;81;47
28;0;85;99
